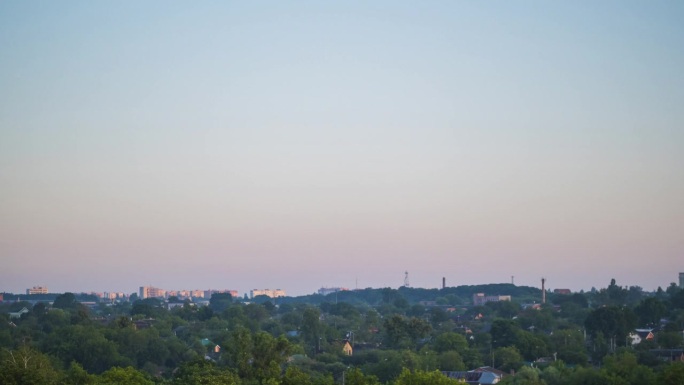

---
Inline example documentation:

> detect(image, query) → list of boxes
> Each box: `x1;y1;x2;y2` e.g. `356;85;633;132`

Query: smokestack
442;277;446;289
541;278;546;304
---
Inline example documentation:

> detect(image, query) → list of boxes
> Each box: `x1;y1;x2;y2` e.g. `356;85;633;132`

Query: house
8;307;29;320
201;338;221;354
553;289;571;295
132;319;155;330
629;329;655;345
342;340;353;356
443;370;501;384
472;366;507;379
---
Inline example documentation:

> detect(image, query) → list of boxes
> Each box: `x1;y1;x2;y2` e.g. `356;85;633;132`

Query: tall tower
442;277;446;289
541;278;546;304
679;272;684;289
403;271;410;287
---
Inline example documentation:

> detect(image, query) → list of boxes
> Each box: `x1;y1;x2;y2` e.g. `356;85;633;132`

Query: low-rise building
205;289;239;299
473;293;511;306
9;307;29;319
250;289;286;299
318;287;349;296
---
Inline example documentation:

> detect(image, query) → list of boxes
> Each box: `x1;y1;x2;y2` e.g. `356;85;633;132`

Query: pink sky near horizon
1;2;682;297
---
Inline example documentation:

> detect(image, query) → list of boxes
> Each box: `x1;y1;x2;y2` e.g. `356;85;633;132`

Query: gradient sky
1;1;683;297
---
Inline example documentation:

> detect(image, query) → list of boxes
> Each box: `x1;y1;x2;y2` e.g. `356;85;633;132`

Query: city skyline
5;272;683;299
1;2;683;297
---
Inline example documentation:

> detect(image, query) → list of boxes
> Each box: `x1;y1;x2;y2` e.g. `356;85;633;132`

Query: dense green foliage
1;279;684;384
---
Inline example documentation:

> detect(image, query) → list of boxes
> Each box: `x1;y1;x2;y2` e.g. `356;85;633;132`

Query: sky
1;1;683;297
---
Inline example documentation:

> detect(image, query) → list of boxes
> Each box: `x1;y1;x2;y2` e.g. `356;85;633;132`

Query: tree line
1;279;683;384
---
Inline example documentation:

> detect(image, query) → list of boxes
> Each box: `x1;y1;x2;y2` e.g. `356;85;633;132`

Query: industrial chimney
541;278;546;304
442;277;446;289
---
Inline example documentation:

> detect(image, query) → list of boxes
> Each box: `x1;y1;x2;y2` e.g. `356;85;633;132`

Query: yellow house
342;341;353;356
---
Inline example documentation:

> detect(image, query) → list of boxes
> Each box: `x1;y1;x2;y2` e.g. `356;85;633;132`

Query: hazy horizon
2;2;682;298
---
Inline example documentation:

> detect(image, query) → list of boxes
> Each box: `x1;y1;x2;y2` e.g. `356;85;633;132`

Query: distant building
472;293;511;306
553;289;571;295
9;307;29;319
0;293;3;302
680;272;684;289
139;286;166;299
26;286;48;295
103;292;126;301
201;338;221;354
443;370;502;384
318;287;349;296
205;289;238;299
630;329;655;345
250;289;286;299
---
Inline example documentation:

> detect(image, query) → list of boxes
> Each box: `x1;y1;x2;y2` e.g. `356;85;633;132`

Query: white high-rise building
26;286;48;295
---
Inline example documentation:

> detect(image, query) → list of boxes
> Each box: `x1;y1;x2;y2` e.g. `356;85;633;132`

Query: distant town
3;272;684;306
2;273;684;385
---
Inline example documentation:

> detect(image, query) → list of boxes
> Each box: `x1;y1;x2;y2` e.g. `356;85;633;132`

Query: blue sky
1;1;683;296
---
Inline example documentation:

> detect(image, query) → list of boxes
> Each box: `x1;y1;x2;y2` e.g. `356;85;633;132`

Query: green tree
634;298;667;327
43;325;125;373
282;366;313;385
96;367;154;385
209;293;233;313
429;307;451;325
383;315;431;349
302;307;322;354
659;362;684;385
549;329;587;365
225;326;253;378
343;368;380;385
491;319;520;348
251;332;292;382
487;300;520;319
514;330;549;361
392;368;461;385
499;366;544;385
493;346;523;372
657;331;684;349
172;360;241;385
606;278;628;305
64;362;96;385
602;350;656;385
585;306;636;344
437;351;465;371
432;332;468;354
0;346;60;385
53;292;79;310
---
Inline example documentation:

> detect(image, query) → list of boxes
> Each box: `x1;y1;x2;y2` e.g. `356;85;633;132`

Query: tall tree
585;306;636;344
634;298;667;326
0;346;60;385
